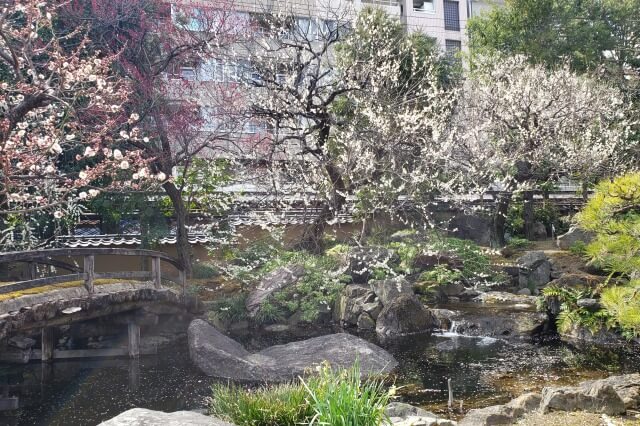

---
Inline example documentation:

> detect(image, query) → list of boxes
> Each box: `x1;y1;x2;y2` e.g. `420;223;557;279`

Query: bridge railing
0;248;186;296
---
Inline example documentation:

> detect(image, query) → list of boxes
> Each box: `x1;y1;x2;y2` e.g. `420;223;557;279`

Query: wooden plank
151;257;162;289
83;255;95;294
128;323;140;358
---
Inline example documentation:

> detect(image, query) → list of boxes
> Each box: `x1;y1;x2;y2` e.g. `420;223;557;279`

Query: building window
443;0;460;31
413;0;435;12
180;67;196;81
445;39;462;54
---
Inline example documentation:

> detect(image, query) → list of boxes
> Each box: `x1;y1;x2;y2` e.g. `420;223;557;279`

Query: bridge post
83;255;95;294
128;322;140;358
41;327;55;362
28;262;36;280
151;256;162;289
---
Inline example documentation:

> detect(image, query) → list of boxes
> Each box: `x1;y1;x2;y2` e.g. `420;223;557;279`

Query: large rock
459;393;541;426
188;319;267;381
253;333;397;380
188;320;397;381
370;277;414;306
531;221;548;240
540;381;626;415
246;264;305;317
98;408;234;425
441;308;547;339
348;247;398;283
581;374;640;409
557;227;595;250
333;284;382;328
516;251;551;290
448;214;492;246
376;295;436;339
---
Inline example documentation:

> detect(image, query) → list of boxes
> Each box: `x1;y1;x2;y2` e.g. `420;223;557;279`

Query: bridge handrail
0;248;186;296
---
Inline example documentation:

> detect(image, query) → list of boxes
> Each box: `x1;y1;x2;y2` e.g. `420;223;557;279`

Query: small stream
0;329;639;425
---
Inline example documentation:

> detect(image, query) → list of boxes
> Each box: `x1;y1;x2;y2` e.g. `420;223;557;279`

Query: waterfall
449;320;459;334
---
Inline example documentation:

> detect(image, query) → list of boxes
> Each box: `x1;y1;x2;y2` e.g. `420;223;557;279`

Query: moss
0;279;138;302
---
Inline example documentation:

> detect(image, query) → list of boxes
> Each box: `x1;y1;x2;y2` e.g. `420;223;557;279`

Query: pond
0;331;639;425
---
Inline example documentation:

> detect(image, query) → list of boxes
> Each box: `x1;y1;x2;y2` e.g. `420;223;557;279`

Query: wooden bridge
0;248;188;362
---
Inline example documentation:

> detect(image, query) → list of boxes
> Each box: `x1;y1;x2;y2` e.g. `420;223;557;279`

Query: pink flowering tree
62;0;245;274
0;0;144;249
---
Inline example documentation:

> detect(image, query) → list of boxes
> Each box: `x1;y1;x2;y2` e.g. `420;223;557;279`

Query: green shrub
254;300;286;324
418;264;462;286
209;382;312;426
569;240;588;256
600;281;640;339
302;361;391;426
208;294;248;323
209;363;393;426
506;237;533;250
540;285;610;335
192;262;221;279
577;173;640;277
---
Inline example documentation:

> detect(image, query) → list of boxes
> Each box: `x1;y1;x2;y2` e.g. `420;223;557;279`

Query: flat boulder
540;381;626;415
376;295;436;340
245;264;305;317
98;408;234;426
188;320;397;381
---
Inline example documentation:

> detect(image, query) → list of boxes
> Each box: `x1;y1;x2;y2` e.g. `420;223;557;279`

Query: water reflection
0;333;637;425
0;347;210;426
389;333;640;415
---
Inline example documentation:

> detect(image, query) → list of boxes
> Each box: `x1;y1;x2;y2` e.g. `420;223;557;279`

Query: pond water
0;332;639;425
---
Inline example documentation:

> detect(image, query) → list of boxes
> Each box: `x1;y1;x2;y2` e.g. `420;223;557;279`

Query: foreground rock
188;319;397;381
376;295;436;340
459;393;541;426
245;264;305;317
541;381;626;415
98;408;233;426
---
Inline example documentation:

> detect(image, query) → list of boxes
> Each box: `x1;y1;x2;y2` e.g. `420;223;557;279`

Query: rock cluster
459;373;640;425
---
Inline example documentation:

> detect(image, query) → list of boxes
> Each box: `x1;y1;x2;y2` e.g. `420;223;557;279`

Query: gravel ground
517;411;640;426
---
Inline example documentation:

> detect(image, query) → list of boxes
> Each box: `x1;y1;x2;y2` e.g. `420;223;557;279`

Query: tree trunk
523;190;535;240
163;181;193;277
298;161;346;253
491;192;511;248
